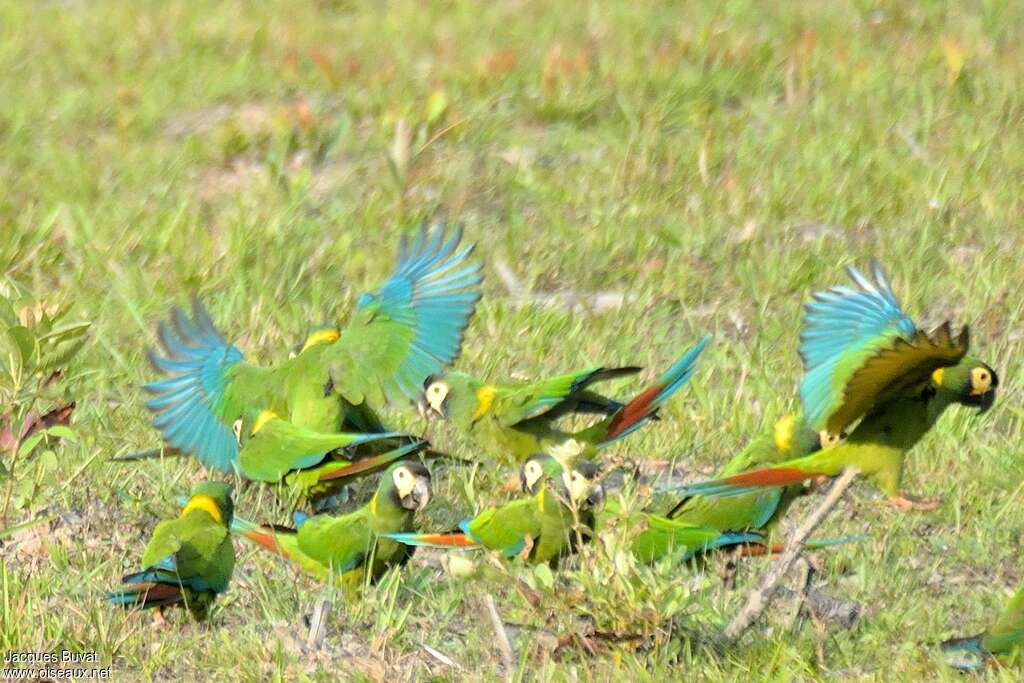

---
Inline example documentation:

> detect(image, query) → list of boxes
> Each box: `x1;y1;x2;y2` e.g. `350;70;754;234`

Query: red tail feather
241;528;292;559
134;582;184;607
605;384;662;442
722;467;815;488
736;543;784;558
413;533;478;548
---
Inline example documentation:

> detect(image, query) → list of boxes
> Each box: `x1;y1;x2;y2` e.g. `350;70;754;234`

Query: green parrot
667;261;998;510
108;481;235;621
943;581;1024;670
597;496;763;564
231;407;426;501
144;224;482;474
665;413;835;532
418;335;710;465
383;454;603;565
232;461;432;590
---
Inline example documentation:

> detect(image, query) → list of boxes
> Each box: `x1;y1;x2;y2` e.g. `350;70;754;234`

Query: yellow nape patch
300;328;340;353
932;367;945;387
472;385;497;421
773;415;796;454
181;495;223;524
252;410;278;435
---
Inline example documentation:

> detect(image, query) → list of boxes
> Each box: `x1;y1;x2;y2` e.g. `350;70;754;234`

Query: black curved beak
402;477;432;510
586;483;606;509
975;388;996;413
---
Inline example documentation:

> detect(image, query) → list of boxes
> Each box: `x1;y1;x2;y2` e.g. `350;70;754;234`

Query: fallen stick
484;594;516;679
306;599;331;649
722;466;859;642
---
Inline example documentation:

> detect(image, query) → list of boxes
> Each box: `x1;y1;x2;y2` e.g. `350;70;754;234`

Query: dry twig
722;467;860;642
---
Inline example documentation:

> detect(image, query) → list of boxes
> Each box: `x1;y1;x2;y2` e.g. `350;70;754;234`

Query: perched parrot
665;413;835;532
382;454;603;565
943;581;1024;670
418;335;710;465
666;261;998;510
108;481;235;621
232;461;432;590
144;224;482;474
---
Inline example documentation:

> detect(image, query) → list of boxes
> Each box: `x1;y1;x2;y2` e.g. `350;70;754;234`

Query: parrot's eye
819;430;840;448
231;418;243;444
971;367;992;394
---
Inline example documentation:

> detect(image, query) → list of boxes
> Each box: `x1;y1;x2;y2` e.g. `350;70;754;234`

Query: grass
2;0;1023;679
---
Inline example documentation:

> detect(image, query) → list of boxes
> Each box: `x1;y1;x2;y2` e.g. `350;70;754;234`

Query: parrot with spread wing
666;261;997;510
232;461;432;590
108;481;235;622
943;581;1024;670
143;224;482;476
418;335;710;465
382;454;603;565
665;413;836;531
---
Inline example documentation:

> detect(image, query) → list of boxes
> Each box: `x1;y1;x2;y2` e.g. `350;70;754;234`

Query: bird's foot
517;535;535;562
151;607;169;629
885;493;940;512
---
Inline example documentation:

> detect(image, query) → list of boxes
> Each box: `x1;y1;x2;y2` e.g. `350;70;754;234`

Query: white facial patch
426;382;449;412
393;466;415;498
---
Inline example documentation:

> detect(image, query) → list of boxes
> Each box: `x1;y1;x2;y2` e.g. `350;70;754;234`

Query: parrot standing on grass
666;261;998;510
108;481;235;622
142;225;482;484
665;413;836;532
418;335;710;465
943;581;1024;670
232;461;432;590
383;454;604;565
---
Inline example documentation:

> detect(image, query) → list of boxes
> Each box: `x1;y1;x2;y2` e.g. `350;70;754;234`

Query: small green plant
0;279;89;523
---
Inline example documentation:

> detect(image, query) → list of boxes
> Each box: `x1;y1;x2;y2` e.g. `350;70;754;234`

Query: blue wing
346;223;483;401
143;299;244;473
798;259;917;430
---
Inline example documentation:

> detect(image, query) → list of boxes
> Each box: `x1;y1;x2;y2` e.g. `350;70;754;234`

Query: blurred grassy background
2;0;1022;679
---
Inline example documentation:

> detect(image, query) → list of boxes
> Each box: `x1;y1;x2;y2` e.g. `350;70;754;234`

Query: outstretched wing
799;260;967;433
329;224;483;405
495;367;641;427
144;299;270;473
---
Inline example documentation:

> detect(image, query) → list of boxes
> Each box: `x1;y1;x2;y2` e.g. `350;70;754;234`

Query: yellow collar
252;410;278;435
180;495;223;524
300;328;340;353
472;385;496;421
773;415;796;454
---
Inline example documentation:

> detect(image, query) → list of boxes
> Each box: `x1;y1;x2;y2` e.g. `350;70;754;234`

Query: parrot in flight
418;335;710;465
665;413;836;532
382;454;604;565
943;581;1024;670
232;461;432;591
108;481;235;622
143;224;482;477
666;261;998;511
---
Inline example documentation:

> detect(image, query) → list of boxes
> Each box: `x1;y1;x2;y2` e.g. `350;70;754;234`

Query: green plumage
233;462;432;591
668;414;824;532
422;368;637;465
944;582;1024;670
109;482;235;621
